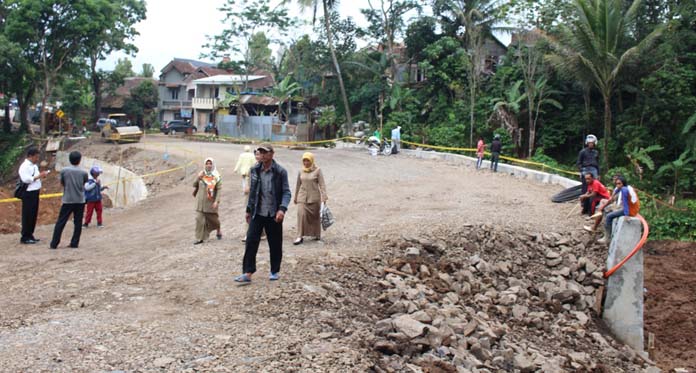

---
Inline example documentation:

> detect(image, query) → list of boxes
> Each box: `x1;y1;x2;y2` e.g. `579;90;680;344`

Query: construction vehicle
101;113;143;143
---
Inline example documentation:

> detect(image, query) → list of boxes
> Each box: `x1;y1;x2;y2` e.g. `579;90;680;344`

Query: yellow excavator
101;113;143;143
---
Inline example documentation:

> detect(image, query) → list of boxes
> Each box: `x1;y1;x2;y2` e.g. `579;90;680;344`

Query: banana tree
626;144;662;180
656;150;695;200
491;80;527;156
271;75;301;122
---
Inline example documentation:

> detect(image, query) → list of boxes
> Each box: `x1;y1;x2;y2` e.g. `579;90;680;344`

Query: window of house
214;87;220;98
169;88;179;100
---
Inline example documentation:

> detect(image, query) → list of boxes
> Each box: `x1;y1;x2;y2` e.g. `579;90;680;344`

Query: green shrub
0;133;28;178
642;199;696;241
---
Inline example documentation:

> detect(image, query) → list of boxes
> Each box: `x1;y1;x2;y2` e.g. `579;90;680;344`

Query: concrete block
603;216;644;352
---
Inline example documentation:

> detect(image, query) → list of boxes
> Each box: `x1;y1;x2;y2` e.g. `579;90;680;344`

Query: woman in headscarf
293;152;328;245
193;157;222;244
233;145;256;195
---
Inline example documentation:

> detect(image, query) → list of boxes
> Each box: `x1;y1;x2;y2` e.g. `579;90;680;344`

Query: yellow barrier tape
400;139;579;176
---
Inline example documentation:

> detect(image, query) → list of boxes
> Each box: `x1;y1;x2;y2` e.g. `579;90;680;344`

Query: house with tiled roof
157;58;231;123
102;77;158;115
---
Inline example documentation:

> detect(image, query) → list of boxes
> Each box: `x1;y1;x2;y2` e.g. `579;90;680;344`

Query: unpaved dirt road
0;136;580;372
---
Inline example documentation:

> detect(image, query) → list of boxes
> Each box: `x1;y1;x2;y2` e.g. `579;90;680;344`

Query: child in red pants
83;166;108;228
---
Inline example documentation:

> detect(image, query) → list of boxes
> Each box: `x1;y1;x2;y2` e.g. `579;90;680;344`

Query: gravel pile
366;224;656;372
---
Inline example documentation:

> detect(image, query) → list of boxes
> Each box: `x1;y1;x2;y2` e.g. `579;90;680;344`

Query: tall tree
123;80;157;127
296;0;354;133
140;63;154;78
205;0;294;90
362;0;421;84
248;31;273;71
434;0;510;147
81;0;145;125
547;0;663;171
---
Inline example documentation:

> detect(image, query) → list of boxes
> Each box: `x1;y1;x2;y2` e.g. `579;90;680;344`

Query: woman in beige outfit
193;158;222;244
293;152;327;245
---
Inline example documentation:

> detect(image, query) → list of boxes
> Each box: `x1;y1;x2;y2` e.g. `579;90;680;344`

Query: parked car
161;120;196;135
95;118;109;130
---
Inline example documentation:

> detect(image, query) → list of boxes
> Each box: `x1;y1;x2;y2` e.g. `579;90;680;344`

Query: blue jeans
476;156;483;169
605;209;626;234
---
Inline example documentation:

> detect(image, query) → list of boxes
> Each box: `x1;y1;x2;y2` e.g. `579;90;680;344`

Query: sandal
293;237;303;245
234;274;251;283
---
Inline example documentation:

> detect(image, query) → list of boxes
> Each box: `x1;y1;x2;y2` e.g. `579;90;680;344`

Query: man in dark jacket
577;134;600;215
490;134;502;172
235;143;291;283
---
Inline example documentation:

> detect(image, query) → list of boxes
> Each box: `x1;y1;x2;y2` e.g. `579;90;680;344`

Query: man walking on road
235;143;291;283
50;151;88;249
19;147;48;244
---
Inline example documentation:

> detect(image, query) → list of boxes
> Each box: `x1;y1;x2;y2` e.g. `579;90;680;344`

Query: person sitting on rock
598;176;640;244
578;172;610;217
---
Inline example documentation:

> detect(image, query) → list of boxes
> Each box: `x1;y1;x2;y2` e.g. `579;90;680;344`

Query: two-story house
157;58;230;123
191;72;274;128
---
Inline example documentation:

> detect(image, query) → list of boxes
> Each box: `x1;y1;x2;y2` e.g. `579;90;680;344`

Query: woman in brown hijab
293;152;327;245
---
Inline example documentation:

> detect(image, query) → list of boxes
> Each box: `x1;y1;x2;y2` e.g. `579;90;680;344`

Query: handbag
14;178;28;199
320;203;335;231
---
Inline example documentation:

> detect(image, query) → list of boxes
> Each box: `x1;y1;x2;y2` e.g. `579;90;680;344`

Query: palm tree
529;78;563;157
436;0;510;147
295;0;353;134
547;0;663;171
491;80;526;156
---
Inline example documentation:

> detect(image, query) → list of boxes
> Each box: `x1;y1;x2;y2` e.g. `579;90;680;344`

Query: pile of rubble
369;224;656;372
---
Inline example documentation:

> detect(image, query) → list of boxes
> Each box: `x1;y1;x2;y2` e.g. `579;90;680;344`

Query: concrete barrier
603;216;644;353
336;142;580;189
55;151;148;208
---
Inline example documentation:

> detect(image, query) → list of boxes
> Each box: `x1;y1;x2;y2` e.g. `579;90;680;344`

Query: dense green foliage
0;133;28;178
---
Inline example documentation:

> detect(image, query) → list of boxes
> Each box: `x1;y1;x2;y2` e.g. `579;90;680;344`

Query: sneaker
216;233;222;240
234;274;251;283
193;240;204;245
83;223;89;228
583;225;595;233
97;224;104;228
20;239;37;244
269;272;280;281
597;236;608;244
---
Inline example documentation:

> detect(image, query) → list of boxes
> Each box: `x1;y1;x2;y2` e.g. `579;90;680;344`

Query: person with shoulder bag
18;147;49;244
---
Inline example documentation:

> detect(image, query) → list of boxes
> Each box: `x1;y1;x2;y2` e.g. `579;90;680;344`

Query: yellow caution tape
400;139;579;176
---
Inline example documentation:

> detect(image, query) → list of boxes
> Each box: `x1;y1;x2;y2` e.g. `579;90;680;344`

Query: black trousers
490;152;500;172
50;203;85;248
21;190;40;242
243;215;283;274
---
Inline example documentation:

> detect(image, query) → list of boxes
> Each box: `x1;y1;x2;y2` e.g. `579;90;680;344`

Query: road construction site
0;135;693;372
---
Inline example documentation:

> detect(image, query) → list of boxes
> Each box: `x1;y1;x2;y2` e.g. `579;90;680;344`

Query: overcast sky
98;0;374;74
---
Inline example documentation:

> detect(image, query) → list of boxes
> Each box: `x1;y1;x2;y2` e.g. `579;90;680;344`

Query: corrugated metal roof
239;95;278;105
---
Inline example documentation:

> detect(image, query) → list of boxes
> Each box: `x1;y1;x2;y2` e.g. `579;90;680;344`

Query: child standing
476;136;485;169
50;151;88;249
84;166;108;228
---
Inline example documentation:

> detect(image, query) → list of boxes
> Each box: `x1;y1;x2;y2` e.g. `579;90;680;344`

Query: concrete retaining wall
603;216;644;353
55;151;148;208
336;142;580;189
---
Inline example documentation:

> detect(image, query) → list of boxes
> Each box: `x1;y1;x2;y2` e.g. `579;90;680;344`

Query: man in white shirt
391;126;401;154
18;147;48;244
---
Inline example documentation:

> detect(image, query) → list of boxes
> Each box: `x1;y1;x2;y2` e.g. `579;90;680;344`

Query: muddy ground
0;135;693;371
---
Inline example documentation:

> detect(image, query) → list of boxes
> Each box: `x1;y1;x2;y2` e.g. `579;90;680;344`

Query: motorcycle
367;136;392;156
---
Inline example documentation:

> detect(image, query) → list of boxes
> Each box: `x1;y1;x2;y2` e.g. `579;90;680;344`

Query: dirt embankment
0;139;190;234
645;240;696;370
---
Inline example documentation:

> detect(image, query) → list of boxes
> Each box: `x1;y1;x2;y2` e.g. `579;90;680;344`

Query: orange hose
603;214;649;278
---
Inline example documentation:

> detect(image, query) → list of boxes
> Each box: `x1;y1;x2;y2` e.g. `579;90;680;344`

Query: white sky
99;0;372;74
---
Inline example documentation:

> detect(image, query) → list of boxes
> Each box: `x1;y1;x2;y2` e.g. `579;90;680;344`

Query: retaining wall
336;142;580;189
55;151;148;208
